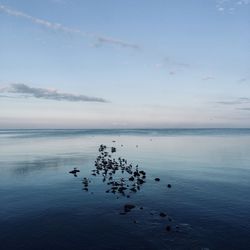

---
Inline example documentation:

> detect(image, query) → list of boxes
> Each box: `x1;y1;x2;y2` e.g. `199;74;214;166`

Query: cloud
0;83;108;103
51;0;66;3
96;37;140;50
202;76;215;81
216;0;250;13
237;107;250;111
238;78;248;83
0;94;17;98
217;97;250;105
0;4;140;50
163;57;190;68
237;0;250;4
155;57;190;75
217;100;241;105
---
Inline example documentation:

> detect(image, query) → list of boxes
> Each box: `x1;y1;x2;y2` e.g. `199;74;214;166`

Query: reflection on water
11;156;89;176
0;129;250;250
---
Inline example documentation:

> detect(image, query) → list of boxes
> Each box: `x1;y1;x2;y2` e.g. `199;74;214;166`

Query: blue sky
0;0;249;128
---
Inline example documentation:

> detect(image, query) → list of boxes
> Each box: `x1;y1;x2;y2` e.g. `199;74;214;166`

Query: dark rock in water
133;171;140;177
99;144;107;152
82;177;89;189
124;204;136;212
69;168;80;174
125;204;135;209
155;178;160;182
140;207;143;210
111;147;116;153
83;187;88;191
118;186;127;192
133;220;138;224
139;170;146;175
159;212;167;217
130;187;137;192
129;176;135;181
137;178;145;185
166;226;171;232
167;184;172;188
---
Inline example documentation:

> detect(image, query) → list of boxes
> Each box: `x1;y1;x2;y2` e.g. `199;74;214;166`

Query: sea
0;129;250;250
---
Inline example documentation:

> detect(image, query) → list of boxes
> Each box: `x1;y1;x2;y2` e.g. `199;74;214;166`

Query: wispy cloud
237;107;250;111
0;83;108;103
155;57;190;75
95;37;140;50
51;0;66;3
216;0;250;13
0;4;140;50
202;76;215;81
238;78;248;83
163;57;190;69
217;97;250;105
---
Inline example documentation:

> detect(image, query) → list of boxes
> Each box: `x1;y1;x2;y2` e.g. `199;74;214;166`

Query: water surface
0;129;250;250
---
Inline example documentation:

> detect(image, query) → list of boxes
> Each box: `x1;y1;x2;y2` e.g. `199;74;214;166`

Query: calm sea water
0;129;250;250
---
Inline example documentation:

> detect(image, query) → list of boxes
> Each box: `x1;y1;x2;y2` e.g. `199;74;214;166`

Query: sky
0;0;250;128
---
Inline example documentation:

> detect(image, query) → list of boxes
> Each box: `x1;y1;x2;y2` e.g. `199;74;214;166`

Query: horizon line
1;127;250;130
